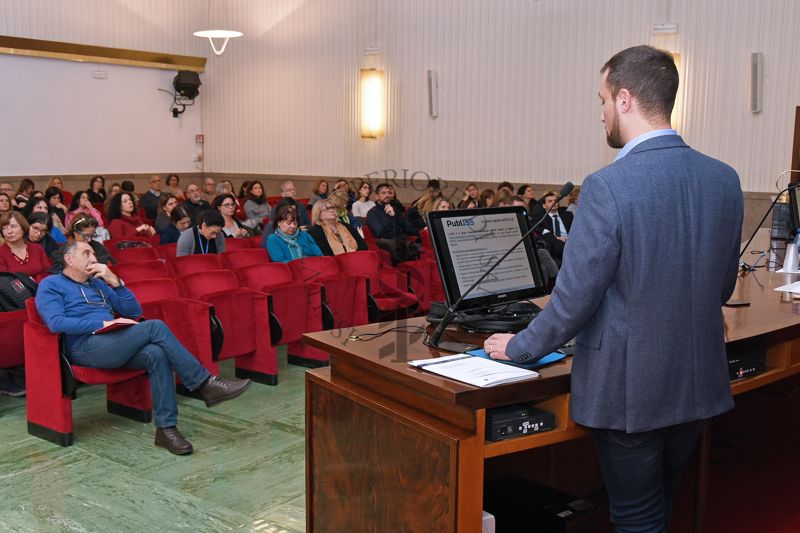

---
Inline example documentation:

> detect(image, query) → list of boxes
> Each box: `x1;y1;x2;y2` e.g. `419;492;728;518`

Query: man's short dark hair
121;180;135;193
601;45;678;121
375;183;393;194
198;210;224;228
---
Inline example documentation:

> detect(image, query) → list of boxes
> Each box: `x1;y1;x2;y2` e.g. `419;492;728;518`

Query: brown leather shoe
200;375;252;407
154;426;193;455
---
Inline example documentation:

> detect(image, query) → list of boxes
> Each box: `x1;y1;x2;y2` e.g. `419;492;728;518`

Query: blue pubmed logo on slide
445;218;475;227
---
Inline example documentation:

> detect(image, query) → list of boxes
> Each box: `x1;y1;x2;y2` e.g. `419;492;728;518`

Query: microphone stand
425;183;574;353
739;170;800;271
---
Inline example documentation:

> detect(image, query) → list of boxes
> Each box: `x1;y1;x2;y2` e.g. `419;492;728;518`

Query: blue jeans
590;420;704;533
70;320;211;428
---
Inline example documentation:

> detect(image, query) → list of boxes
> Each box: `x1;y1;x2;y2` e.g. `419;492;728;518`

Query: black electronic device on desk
424;204;554;352
486;402;556;442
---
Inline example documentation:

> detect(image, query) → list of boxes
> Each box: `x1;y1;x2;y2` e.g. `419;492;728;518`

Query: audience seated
86;175;107;204
309;200;367;256
308;179;329;206
50;215;116;273
279;181;311;227
406;192;443;232
566;186;580;214
107;182;122;199
159;205;192;245
22;196;66;243
530;190;573;265
0;182;16;209
165;173;185;200
517;184;536;204
14;178;35;211
351;181;376;219
35;240;252;454
243;180;270;230
201;177;216;203
181;183;211;224
266;205;322;262
328;188;360;229
65;190;105;228
0;212;50;278
46;176;73;205
176;210;226;256
460;183;480;207
366;183;420;263
497;181;515;196
479;188;496;208
107;192;156;239
26;212;59;258
214;194;250;238
138;175;163;221
0;192;12;215
153;193;178;234
332;179;356;209
44;187;68;225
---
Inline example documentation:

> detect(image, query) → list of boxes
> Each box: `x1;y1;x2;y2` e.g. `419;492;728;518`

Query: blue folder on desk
467;349;567;370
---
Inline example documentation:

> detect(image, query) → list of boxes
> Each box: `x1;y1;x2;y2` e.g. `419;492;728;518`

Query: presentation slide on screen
440;213;537;299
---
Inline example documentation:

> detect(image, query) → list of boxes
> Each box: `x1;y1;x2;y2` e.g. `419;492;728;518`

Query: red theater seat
177;270;277;384
222;248;269;270
24;300;152;447
155;243;177;262
114;246;160;263
112;260;172;282
223;238;252;251
0;309;27;369
235;263;328;366
288;256;369;328
335;250;418;320
170;254;224;276
127;278;219;382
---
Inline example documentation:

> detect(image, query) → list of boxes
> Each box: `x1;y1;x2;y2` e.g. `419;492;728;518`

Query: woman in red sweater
106;192;156;239
0;211;50;278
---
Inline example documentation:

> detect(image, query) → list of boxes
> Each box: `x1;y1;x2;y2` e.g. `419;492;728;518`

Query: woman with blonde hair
309;200;367;256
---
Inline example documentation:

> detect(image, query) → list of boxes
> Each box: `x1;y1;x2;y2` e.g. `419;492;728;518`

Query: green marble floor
0;347;308;532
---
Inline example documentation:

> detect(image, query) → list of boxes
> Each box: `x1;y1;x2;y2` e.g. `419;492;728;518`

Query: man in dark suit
485;45;742;532
530;190;574;264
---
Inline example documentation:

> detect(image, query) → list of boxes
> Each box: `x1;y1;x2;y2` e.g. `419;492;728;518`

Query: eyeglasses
220;202;235;208
79;283;109;307
322;205;336;212
29;225;48;234
77;231;98;240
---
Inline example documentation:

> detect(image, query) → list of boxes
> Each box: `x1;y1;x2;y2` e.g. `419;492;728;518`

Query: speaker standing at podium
485;46;743;532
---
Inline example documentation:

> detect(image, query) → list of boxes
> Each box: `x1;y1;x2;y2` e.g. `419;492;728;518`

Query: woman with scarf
265;204;322;263
106;192;156;239
308;200;367;256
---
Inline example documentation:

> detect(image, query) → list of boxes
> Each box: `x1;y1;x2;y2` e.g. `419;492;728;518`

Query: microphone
425;182;574;352
738;170;800;271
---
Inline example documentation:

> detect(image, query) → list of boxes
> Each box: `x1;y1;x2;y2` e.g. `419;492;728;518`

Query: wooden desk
304;271;800;532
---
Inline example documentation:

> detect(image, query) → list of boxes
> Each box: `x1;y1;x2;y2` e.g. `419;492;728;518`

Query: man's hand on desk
484;333;515;361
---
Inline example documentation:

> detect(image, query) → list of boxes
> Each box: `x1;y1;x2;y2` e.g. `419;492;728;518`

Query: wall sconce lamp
360;68;386;138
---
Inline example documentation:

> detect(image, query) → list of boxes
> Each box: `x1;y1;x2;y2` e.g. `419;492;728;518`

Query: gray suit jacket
506;134;743;432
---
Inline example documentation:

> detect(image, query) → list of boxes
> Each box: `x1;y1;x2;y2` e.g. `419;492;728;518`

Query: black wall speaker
173;70;201;99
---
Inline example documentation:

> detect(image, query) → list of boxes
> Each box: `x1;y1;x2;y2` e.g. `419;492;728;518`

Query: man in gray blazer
485;45;742;532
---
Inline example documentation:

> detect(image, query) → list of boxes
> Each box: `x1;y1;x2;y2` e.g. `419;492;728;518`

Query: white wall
1;0;799;192
0;54;202;176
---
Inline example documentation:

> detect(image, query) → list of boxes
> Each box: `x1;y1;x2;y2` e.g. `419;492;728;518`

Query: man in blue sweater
35;241;252;455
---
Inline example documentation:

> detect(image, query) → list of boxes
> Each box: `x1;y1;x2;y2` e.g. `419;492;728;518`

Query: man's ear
616;88;633;113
